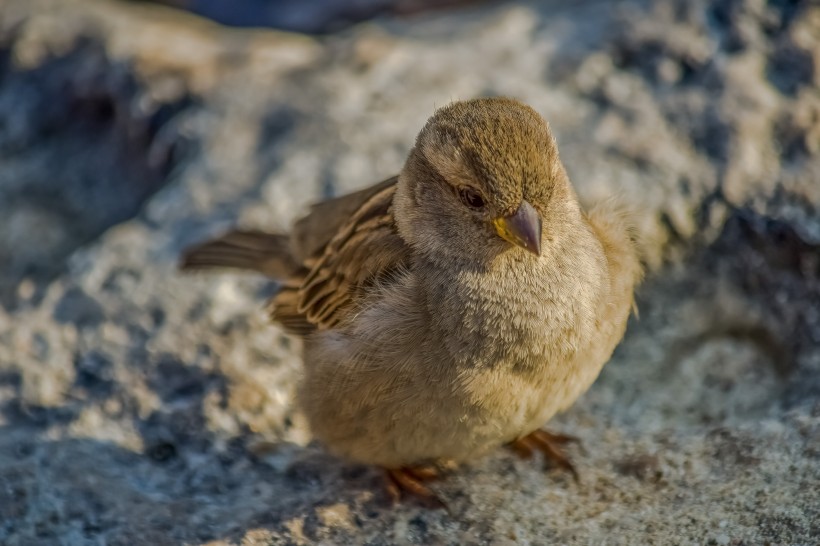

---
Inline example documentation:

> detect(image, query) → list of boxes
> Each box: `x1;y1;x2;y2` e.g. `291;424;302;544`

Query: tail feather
179;230;300;279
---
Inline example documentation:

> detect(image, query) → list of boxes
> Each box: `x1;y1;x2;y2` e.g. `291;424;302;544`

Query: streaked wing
291;176;398;261
272;177;409;331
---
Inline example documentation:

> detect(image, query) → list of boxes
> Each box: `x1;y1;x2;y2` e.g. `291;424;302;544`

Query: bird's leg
509;429;580;481
404;464;441;481
383;466;447;510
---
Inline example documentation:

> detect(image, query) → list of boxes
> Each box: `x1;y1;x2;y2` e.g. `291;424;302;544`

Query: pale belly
298;252;615;468
300;328;607;468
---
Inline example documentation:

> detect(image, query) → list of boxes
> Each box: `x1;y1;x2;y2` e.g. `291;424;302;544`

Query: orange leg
509;429;580;482
383;466;447;510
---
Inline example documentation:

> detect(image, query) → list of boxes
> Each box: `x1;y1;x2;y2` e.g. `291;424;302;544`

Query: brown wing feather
273;178;408;332
268;278;315;335
180;177;406;335
291;176;398;261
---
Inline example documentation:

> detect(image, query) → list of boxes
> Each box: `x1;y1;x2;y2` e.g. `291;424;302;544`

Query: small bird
181;97;642;507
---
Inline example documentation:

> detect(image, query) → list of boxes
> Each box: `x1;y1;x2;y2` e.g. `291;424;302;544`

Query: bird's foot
509;429;580;481
383;466;447;510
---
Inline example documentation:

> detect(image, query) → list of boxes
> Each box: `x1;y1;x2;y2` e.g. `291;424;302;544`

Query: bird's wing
290;176;399;261
271;176;410;332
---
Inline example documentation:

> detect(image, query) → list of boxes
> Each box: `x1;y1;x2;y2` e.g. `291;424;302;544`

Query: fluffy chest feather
418;245;604;375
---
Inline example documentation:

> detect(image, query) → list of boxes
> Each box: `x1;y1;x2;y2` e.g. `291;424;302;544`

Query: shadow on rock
0;427;390;545
0;35;196;309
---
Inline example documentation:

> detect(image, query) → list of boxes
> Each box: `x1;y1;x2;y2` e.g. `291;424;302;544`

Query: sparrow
181;97;643;507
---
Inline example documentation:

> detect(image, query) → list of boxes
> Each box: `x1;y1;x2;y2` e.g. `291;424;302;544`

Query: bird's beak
493;200;542;256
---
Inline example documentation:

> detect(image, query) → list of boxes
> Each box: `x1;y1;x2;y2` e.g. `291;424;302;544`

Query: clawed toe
383;467;448;510
509;429;580;482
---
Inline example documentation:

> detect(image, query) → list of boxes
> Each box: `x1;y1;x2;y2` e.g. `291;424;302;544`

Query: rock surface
0;0;818;544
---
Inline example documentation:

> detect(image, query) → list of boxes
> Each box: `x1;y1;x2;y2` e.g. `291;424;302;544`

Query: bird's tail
179;229;300;279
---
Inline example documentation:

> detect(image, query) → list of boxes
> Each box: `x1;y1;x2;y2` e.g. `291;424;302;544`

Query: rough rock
0;0;817;544
139;0;490;34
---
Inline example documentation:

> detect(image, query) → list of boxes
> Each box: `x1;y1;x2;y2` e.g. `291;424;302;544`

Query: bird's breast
421;256;588;372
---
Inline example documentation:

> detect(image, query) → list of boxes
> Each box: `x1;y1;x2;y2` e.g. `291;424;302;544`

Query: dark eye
459;187;485;209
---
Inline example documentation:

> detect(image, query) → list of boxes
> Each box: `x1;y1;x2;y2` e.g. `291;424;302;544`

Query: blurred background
135;0;491;33
0;0;817;544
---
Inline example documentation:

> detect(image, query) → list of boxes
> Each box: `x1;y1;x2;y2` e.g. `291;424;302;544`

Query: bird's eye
459;187;485;209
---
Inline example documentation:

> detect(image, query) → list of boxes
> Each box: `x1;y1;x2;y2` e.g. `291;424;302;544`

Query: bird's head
394;97;578;263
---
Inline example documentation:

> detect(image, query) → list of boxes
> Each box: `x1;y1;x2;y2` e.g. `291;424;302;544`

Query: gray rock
0;0;817;544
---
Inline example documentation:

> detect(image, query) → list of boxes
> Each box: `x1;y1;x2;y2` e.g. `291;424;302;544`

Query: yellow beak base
493;200;542;256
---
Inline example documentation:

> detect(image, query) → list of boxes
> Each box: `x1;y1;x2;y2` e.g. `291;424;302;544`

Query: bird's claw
509;429;580;482
383;467;449;511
